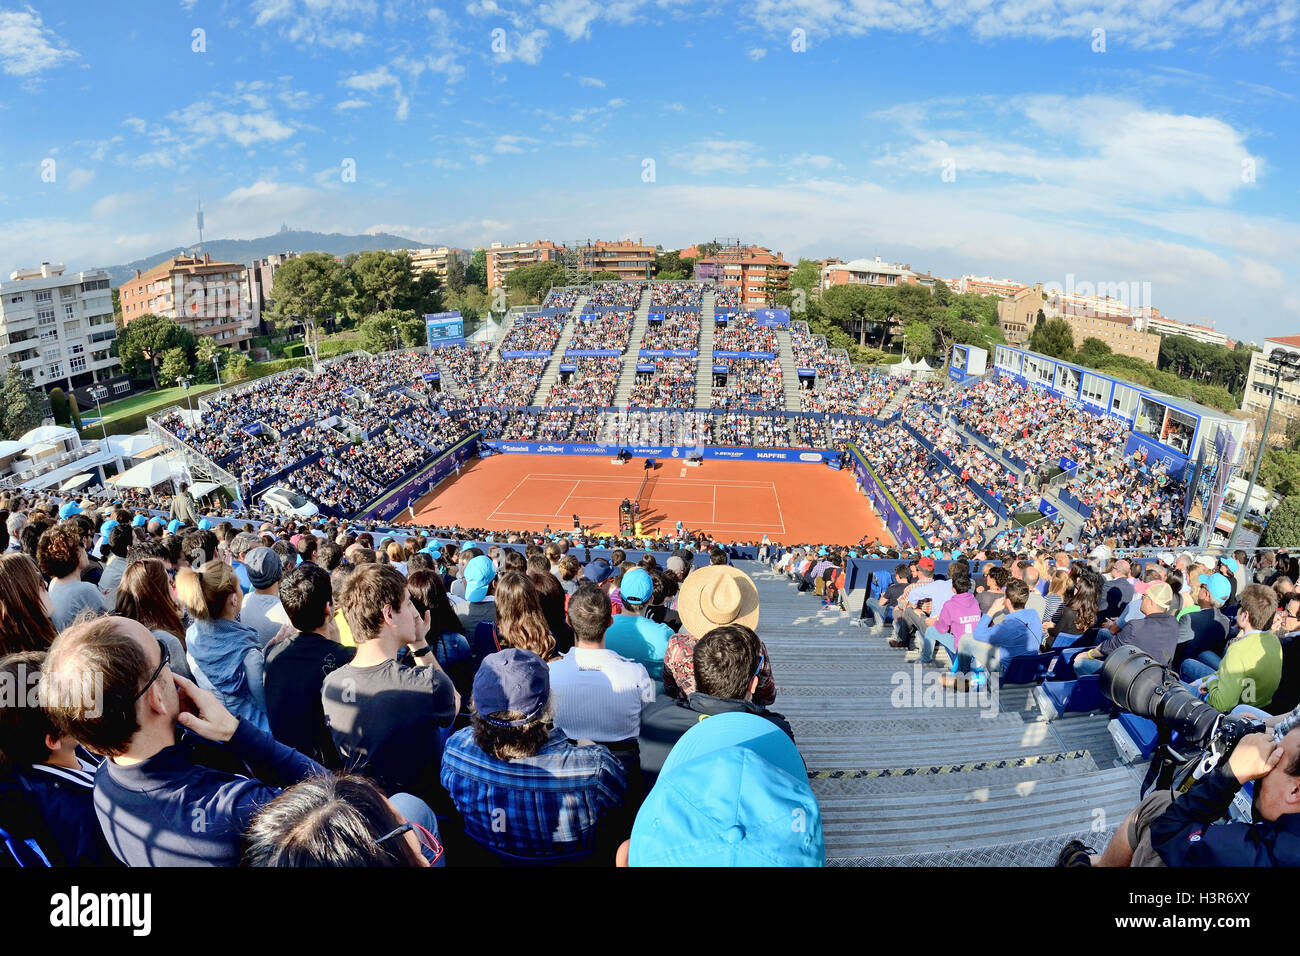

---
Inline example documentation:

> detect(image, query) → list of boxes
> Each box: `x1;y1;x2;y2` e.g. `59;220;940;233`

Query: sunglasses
133;637;170;701
376;821;444;864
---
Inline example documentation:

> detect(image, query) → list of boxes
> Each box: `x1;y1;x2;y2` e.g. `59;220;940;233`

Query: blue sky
1;0;1298;342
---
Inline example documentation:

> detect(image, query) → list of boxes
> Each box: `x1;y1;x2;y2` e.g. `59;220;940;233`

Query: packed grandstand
2;278;1295;873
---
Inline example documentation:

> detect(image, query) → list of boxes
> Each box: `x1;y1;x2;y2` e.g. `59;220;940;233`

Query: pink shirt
935;592;983;640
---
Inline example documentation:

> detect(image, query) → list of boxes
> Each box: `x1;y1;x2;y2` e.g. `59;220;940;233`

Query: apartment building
409;246;471;278
946;275;1025;298
0;263;126;398
574;239;653;281
1242;334;1300;431
118;253;254;350
685;245;792;307
1136;309;1228;348
819;256;916;292
247;251;297;332
997;283;1046;345
484;240;562;290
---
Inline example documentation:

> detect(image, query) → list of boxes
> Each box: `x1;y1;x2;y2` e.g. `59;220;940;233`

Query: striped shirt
548;647;655;743
440;726;627;859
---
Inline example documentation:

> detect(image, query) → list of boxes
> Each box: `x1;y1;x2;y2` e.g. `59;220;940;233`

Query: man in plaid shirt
440;648;629;862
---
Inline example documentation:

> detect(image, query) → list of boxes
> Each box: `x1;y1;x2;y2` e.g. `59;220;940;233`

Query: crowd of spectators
649;282;703;309
500;315;567;353
713;316;779;353
714;414;791;448
434;343;493;389
714;287;740;310
1070;449;1187;548
627;358;697;409
543;287;580;310
568;313;633;352
639;312;700;351
605;410;711;447
585;281;643;309
543;357;622;408
467;358;547;408
710;358;785;411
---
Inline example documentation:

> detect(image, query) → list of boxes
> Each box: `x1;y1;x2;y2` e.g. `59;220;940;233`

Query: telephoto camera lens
1099;645;1223;749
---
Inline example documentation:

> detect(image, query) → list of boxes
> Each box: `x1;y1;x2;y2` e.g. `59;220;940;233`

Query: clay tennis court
404;454;889;545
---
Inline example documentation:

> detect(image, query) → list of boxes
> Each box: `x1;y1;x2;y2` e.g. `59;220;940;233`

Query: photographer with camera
1058;726;1300;866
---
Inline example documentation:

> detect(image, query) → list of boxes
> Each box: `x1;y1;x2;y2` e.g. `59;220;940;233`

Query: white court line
502;472;778;488
711;484;716;523
769;480;787;535
553;480;581;518
487;471;537;521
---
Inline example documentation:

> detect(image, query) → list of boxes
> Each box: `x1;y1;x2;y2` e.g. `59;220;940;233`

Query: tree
224;350;250;382
762;268;788;307
159;347;191;387
1077;336;1113;366
358;309;418;353
695;241;721;258
48;387;70;425
67;392;82;430
654;250;694;279
1264;495;1300;547
788;258;820;297
505;261;566;303
116;313;194;388
349;250;415;316
903;321;934;360
0;374;42;440
464;249;488;290
1260;449;1300;498
444;254;466;295
398;269;442;316
269;253;347;333
1029;317;1076;360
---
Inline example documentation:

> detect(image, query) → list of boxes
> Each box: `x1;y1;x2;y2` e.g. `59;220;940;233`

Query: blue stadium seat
1110;712;1159;763
1036;675;1104;720
999;652;1058;685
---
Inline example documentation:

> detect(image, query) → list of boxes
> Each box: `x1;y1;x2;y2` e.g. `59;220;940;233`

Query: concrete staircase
430;352;465;398
693;290;716;409
613;287;651;406
776;328;802;411
738;559;1144;865
529;297;586;406
877;380;910;418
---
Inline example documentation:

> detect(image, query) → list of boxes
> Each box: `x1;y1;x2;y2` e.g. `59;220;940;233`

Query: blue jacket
1149;763;1300;866
187;617;268;731
972;609;1042;670
94;720;324;866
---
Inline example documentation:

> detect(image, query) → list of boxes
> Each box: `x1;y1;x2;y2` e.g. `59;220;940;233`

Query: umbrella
109;456;185;490
59;473;95;493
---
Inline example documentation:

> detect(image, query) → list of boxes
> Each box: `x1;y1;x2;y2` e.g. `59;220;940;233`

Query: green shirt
1205;630;1283;713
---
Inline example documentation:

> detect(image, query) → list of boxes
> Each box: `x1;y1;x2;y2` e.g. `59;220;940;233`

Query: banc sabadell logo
671;447;680;458
799;452;822;462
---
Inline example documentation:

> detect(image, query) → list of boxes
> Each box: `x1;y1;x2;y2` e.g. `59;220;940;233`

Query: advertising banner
482;440;834;464
501;350;553;359
564;349;624;357
747;309;790;328
713;350;777;360
425;311;466;348
639;349;699;358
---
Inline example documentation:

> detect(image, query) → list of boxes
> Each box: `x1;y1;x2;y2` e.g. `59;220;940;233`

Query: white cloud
0;6;77;76
741;0;1300;50
493;134;540;154
788;153;839;169
65;168;96;191
668;140;768;175
251;0;374;49
537;0;603;41
747;47;766;60
493;28;549;64
663;102;685;112
336;98;370;110
343;66;410;120
578;75;604;87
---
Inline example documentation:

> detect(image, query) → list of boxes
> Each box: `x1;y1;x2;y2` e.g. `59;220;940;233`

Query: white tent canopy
105;434;156;458
23;442;57;458
108;456;187;491
0;440;27;459
17;424;77;446
189;481;220;499
59;473;95;493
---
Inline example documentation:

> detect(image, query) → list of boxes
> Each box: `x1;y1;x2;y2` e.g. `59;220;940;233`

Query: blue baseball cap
1221;557;1239;574
629;713;824;867
198;517;212;530
132;514;148;528
99;519;118;537
58;501;81;519
472;648;549;726
620;568;653;605
464;554;496;603
818;547;828;557
166;519;183;534
582;560;612;584
1204;573;1232;604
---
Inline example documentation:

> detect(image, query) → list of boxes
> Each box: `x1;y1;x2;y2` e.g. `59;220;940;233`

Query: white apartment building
409;246;471;278
0;263;125;397
1135;311;1228;348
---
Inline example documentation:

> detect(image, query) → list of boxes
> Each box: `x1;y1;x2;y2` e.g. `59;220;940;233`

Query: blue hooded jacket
186;617;269;731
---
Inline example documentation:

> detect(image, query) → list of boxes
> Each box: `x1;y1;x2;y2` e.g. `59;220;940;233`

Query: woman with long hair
114;558;193;681
527;568;574;655
0;553;57;655
492;571;558;662
1044;566;1100;649
176;560;268;730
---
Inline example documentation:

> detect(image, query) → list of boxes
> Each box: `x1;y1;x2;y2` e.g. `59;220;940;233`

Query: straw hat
677;564;760;638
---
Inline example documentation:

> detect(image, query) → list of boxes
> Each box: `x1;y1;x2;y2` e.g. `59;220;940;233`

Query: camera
1099;645;1265;794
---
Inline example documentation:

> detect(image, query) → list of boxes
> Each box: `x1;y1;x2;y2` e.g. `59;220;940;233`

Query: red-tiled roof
1268;334;1300;348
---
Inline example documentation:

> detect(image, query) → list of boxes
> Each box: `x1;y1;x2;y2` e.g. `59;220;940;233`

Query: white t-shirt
241;592;291;646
